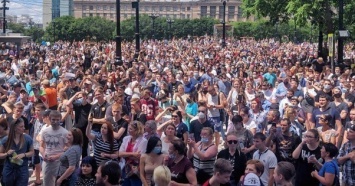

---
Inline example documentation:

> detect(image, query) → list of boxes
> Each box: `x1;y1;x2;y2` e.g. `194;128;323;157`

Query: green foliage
232;20;314;42
7;22;44;43
7;22;25;33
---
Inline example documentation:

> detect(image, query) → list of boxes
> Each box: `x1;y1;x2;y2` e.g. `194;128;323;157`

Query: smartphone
271;122;277;127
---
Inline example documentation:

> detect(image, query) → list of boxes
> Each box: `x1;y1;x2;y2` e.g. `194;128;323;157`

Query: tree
7;22;25;33
24;27;45;43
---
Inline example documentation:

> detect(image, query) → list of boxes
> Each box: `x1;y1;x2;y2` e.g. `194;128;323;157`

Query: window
97;5;101;10
144;6;149;11
104;5;108;10
124;14;127;18
210;6;216;18
110;5;114;11
97;13;101;17
166;6;171;11
104;13;107;17
124;5;127;10
83;13;87;17
237;6;243;19
181;14;185;19
160;6;163;11
173;6;178;11
173;14;177;18
181;7;185;11
89;6;94;10
200;6;207;17
219;6;224;19
110;14;114;18
228;6;235;19
187;7;190;11
152;6;156;11
187;14;190;18
82;5;87;10
89;13;93;17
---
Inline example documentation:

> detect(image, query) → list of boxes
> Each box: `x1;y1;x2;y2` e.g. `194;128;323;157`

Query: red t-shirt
202;179;212;186
140;98;158;121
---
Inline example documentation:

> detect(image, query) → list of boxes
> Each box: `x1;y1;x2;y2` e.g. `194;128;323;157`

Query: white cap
243;173;261;186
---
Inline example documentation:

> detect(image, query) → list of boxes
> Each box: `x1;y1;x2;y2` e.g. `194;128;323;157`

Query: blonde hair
153;165;171;186
130;121;144;137
283;107;295;119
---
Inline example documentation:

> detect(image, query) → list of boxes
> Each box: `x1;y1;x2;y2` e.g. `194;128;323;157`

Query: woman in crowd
56;128;83;185
158;110;188;145
217;132;247;186
292;129;322;186
140;136;165;186
239;159;264;185
317;114;337;145
153;165;172;186
187;127;218;184
161;124;179;154
185;92;198;128
119;121;148;186
283;107;304;137
86;120;119;166
167;139;197;186
75;156;97;186
239;107;257;135
0;118;34;186
311;143;339;186
244;82;256;105
249;98;267;133
273;161;295;186
58;90;74;130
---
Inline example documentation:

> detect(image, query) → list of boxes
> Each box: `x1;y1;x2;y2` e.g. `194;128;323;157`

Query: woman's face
15;122;25;134
320;146;328;159
172;112;180;124
273;166;282;184
200;129;212;142
250;101;258;110
165;125;176;136
168;143;176;155
81;164;93;176
101;124;108;135
226;135;238;150
66;131;73;144
128;125;136;136
245;164;258;175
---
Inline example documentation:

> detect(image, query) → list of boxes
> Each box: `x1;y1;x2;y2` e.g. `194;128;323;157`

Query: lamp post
115;0;122;66
149;13;159;40
221;0;226;48
167;18;174;40
132;0;140;60
338;0;344;63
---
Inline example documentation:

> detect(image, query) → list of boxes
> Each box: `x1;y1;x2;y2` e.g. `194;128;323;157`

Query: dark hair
171;139;186;155
214;158;233;174
232;115;243;124
253;132;266;141
276;161;295;181
0;118;8;130
173;110;183;123
246;160;264;175
322;143;338;158
71;128;83;146
308;129;320;141
146;136;162;154
280;118;291;126
5;118;25;152
319;93;329;100
79;156;97;178
99;161;121;185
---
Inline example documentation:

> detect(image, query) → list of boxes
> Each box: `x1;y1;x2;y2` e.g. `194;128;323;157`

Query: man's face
253;138;264;149
280;120;290;133
319;98;328;107
217;172;232;184
95;166;104;184
266;111;274;122
50;115;61;127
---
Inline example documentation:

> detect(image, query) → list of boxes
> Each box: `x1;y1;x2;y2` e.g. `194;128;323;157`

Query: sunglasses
319;117;326;121
227;140;238;144
172;115;178;118
198;110;205;113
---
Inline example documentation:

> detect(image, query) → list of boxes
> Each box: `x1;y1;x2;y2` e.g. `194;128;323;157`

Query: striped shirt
193;143;216;176
337;141;355;186
93;134;119;166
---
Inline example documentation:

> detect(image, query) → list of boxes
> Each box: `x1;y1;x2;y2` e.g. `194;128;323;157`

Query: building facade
73;0;249;22
43;0;74;28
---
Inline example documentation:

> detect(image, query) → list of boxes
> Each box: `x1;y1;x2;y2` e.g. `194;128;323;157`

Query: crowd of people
0;37;354;186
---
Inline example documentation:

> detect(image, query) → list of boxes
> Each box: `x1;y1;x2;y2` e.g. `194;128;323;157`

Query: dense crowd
0;37;354;186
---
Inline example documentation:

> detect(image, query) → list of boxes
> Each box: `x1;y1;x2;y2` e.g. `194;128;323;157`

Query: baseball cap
243;173;261;186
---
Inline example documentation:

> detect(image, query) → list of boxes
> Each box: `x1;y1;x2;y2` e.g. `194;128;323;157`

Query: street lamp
132;0;140;60
149;13;159;39
338;0;344;63
115;0;122;66
221;0;226;48
167;18;174;40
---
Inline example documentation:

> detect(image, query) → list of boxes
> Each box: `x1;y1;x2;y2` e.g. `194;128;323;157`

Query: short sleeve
324;162;336;174
268;153;277;169
0;136;8;146
67;147;81;166
337;143;346;159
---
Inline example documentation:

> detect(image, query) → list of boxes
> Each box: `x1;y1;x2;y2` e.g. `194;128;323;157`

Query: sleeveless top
193;143;216;176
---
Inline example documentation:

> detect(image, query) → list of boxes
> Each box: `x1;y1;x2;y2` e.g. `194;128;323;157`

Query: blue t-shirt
318;159;339;186
0;134;33;167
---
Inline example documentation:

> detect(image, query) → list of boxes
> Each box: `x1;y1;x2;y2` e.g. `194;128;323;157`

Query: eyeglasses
172;115;178;118
304;135;315;138
227;140;238;144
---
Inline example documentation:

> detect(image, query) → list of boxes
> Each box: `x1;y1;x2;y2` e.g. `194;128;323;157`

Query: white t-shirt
40;126;68;156
253;149;277;186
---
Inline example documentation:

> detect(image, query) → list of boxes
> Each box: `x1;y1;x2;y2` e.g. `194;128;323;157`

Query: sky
7;0;43;23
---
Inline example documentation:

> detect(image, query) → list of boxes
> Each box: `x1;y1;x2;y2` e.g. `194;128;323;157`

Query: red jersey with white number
140;98;158;121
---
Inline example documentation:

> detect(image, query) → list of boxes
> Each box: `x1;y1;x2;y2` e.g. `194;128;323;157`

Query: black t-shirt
217;148;247;183
133;112;147;125
312;61;325;73
65;86;80;99
106;116;128;146
189;119;213;142
295;144;321;186
73;102;92;128
6;115;30;131
90;101;110;132
273;133;301;162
